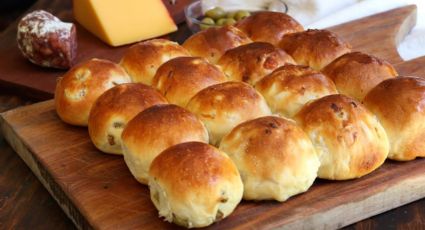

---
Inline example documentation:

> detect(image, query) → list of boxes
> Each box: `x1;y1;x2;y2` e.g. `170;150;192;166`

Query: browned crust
182;25;252;64
218;42;295;85
235;11;303;46
279;29;351;70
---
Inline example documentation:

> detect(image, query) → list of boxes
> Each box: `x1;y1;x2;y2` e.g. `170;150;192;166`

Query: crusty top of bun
322;52;397;101
152;57;227;107
279;29;351;70
255;64;337;117
235;11;303;46
120;39;190;85
182;25;252;64
88;83;167;154
186;81;271;145
294;94;389;180
363;76;425;160
217;42;296;85
55;58;131;126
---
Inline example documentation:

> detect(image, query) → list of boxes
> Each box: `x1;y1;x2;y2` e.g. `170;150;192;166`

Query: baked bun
182;25;252;64
217;42;296;85
322;52;397;101
121;104;208;184
186;81;271;145
279;29;351;70
294;94;389;180
152;57;227;107
120;39;190;85
255;65;338;117
235;11;303;46
363;76;425;161
219;116;319;201
88;83;167;155
55;58;131;126
149;142;243;228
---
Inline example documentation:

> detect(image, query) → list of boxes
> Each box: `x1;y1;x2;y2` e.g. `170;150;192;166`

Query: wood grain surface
1;6;425;229
0;0;194;101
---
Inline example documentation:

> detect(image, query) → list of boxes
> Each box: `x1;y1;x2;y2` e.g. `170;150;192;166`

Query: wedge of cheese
73;0;177;46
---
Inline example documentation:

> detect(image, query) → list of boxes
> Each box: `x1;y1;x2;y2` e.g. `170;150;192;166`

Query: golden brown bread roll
294;94;389;180
121;104;208;184
235;11;304;46
55;58;131;126
217;42;296;85
119;39;190;85
255;64;338;117
88;83;167;155
363;76;425;161
322;52;398;101
149;142;243;228
219;116;319;201
279;29;351;70
186;81;271;146
182;25;252;64
152;57;227;107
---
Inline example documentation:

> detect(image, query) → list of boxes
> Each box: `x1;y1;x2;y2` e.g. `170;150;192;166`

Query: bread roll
121;104;208;184
217;42;296;85
363;76;425;161
186;81;271;146
279;29;351;70
219;116;319;201
294;94;389;180
149;142;243;228
182;25;252;64
152;57;227;107
88;83;167;155
322;52;397;101
255;64;338;117
235;11;303;46
55;58;131;126
120;39;190;85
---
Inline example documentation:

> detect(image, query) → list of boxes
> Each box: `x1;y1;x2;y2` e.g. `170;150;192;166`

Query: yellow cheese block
73;0;178;46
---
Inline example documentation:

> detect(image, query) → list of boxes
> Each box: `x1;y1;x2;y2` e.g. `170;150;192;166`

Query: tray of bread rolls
1;4;425;230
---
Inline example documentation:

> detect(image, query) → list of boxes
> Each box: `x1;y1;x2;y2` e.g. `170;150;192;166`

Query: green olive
223;18;236;26
216;18;227;26
205;7;226;20
226;11;237;19
200;17;215;30
235;10;251;21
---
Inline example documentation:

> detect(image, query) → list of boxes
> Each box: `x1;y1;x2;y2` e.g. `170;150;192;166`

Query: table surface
0;3;425;230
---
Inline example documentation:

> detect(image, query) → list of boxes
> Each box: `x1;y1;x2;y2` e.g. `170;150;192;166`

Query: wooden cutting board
1;5;425;230
0;0;194;101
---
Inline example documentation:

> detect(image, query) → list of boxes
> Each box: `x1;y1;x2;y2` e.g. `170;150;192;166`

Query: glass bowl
184;0;288;33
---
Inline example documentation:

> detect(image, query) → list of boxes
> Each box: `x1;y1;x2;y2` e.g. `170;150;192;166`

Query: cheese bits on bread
294;94;389;180
88;83;167;154
183;25;252;64
235;11;303;46
255;64;338;117
120;39;190;84
186;81;271;146
218;42;296;85
149;142;243;228
220;116;319;201
364;76;425;161
322;52;397;101
55;58;131;126
279;29;351;70
152;57;227;107
122;104;209;184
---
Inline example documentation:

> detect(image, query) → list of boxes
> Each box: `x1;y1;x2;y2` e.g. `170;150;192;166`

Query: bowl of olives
184;0;288;33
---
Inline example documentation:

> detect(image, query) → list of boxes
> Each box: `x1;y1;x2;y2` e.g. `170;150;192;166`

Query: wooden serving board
2;5;425;230
0;0;194;101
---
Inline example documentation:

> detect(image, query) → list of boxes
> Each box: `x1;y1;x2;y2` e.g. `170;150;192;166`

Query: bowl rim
184;0;288;26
